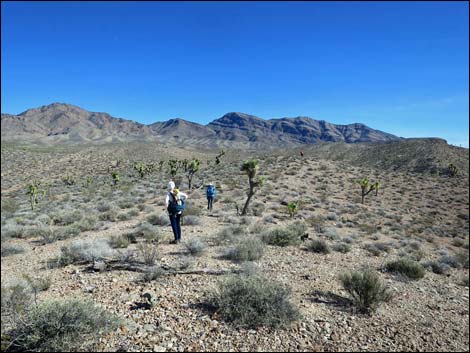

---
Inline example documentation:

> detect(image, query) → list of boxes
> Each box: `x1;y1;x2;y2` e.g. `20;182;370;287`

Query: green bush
6;298;120;352
139;266;166;282
224;237;265;262
340;270;392;313
108;234;130;249
306;239;330;254
206;274;299;328
1;245;25;257
52;239;114;267
332;243;351;253
385;258;425;280
261;222;306;247
184;238;206;257
216;225;247;245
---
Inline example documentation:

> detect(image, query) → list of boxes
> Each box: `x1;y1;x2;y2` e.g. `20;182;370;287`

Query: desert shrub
132;222;165;243
96;202;112;212
260;222;306;247
239;262;262;276
184;238;206;257
423;260;451;275
385;259;425;280
52;210;83;226
340;270;392;314
34;226;59;244
1;224;25;239
326;212;339;221
324;227;340;240
118;199;134;209
5;298;120;352
1;245;25;257
147;213;170;226
137;243;159;265
109;234;130;249
53;239;114;267
1;281;33;324
99;209;119;222
139;266;166;282
332;243;351;253
305;215;326;233
217;225;247;244
206;274;299;328
55;224;81;240
364;242;391;256
22;273;52;293
127;208;139;217
177;256;195;270
184;204;202;216
438;252;469;270
455;251;470;269
183;215;201;226
461;275;469;287
76;215;99;232
251;202;266;216
223;237;265;262
306;239;330;254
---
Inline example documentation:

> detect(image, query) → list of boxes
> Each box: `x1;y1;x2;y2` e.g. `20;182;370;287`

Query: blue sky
2;1;469;146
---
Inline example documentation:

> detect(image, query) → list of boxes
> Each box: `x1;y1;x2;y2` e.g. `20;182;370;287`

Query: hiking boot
170;240;177;244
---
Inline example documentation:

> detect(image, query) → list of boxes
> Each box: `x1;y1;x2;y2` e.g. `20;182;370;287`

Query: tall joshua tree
358;178;380;204
186;158;201;190
240;160;265;216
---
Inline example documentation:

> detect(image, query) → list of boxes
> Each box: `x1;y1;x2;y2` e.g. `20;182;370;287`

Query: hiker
300;151;304;157
206;182;216;211
166;181;188;244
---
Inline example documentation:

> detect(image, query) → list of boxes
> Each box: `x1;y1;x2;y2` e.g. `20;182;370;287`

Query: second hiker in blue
206;182;216;211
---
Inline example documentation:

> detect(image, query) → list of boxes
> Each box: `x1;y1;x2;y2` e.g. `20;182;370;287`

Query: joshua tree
26;180;46;210
374;181;381;196
448;163;458;177
168;159;179;178
239;159;265;216
287;201;300;218
358;178;379;204
215;150;225;165
62;174;75;186
134;162;151;179
111;172;120;186
185;158;201;190
83;176;93;188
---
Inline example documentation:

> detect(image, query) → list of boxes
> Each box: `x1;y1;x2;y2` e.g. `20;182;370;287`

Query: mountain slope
2;103;400;147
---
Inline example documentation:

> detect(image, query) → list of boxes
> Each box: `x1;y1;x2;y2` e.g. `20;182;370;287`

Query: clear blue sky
2;1;469;146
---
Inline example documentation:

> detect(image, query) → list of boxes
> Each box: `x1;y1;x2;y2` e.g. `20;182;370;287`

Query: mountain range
1;103;401;148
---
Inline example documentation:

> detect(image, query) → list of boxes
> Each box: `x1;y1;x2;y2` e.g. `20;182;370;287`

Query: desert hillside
1;141;468;352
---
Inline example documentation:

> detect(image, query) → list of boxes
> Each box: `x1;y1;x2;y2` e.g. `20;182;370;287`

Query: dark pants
169;213;182;241
207;197;214;210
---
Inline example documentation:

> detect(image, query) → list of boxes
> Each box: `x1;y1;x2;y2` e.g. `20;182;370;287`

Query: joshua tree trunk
241;179;254;216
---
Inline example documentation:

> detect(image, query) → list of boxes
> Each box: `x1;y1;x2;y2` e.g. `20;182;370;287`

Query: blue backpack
207;185;216;198
168;193;186;214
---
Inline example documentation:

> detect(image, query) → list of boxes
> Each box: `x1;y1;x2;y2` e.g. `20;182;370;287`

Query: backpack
207;185;216;198
167;193;186;214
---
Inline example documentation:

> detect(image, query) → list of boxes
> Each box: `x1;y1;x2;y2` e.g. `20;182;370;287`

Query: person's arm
179;192;188;201
165;193;170;208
